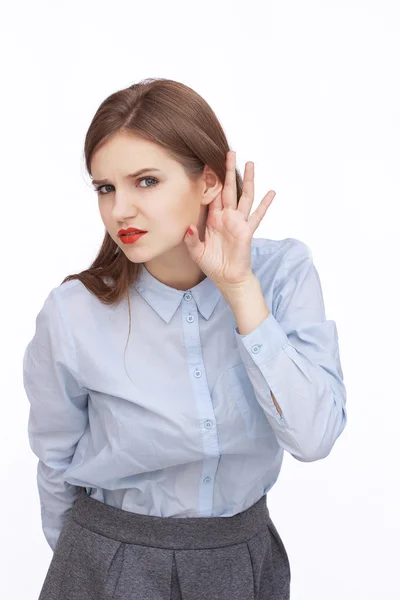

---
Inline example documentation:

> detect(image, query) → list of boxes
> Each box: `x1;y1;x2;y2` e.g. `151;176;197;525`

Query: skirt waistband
70;488;270;550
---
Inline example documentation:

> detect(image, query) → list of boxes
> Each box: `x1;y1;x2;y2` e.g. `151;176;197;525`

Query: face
90;131;221;288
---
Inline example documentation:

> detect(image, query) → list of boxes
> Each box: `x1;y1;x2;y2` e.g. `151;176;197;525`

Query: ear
200;165;223;207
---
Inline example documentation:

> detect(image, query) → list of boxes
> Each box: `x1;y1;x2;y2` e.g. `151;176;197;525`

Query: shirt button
184;293;192;301
205;420;213;429
251;344;261;353
187;314;194;323
194;369;202;378
203;477;212;484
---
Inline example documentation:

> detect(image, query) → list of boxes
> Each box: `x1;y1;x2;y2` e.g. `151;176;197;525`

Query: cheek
161;203;189;228
98;203;108;222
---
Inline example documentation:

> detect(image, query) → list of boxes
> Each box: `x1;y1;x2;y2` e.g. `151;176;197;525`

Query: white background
2;1;399;598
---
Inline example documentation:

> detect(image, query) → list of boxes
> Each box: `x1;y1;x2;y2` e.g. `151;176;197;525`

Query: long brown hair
62;78;243;371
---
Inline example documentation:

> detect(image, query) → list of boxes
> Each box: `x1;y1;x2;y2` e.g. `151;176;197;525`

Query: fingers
248;191;276;231
222;151;238;209
239;160;255;219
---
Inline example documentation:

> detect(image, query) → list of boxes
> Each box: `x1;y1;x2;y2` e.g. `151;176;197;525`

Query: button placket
182;290;217;495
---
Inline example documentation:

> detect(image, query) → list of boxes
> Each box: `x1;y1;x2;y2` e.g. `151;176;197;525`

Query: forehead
90;132;173;175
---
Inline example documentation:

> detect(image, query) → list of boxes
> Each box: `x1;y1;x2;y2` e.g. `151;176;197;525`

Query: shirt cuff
233;312;289;369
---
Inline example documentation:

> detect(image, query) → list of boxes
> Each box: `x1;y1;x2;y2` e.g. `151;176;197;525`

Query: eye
93;177;159;195
94;184;113;195
138;176;158;188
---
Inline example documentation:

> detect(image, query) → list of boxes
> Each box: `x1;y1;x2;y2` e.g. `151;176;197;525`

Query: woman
23;77;347;599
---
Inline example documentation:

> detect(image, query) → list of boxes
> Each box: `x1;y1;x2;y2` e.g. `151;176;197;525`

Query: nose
111;190;140;222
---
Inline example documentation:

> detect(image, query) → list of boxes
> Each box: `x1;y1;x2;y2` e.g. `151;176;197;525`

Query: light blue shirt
23;237;347;551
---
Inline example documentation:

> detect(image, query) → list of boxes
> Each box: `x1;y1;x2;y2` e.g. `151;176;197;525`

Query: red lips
118;227;147;236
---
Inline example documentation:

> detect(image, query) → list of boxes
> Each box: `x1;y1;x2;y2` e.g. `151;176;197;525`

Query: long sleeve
233;240;347;462
22;289;88;551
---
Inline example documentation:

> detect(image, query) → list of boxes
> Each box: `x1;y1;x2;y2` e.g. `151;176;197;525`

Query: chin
123;252;148;264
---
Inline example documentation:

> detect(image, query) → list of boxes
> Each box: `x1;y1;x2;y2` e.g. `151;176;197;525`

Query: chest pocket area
227;362;273;439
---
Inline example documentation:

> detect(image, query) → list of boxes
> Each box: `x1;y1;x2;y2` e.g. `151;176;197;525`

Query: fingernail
187;226;194;236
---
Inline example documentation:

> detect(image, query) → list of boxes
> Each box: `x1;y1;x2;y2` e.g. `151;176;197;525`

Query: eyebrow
91;168;162;187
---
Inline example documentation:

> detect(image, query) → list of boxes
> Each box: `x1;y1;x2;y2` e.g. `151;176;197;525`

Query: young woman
23;77;347;600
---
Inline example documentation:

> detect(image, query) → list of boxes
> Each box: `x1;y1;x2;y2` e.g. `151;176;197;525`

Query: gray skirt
38;487;291;600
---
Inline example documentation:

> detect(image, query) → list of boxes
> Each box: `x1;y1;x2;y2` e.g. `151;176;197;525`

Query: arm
222;276;283;417
222;241;347;462
23;288;88;551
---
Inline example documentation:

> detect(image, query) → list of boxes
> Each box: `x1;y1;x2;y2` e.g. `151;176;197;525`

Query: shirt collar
133;264;223;324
